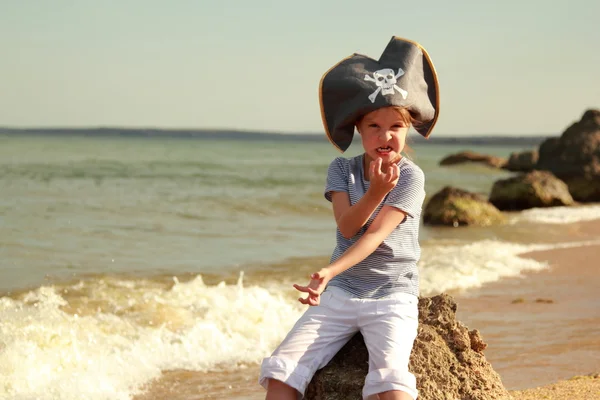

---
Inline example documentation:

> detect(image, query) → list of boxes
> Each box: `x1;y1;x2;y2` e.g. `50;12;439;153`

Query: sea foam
510;204;600;224
0;274;304;400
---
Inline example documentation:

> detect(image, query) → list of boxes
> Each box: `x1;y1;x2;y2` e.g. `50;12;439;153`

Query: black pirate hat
319;36;440;152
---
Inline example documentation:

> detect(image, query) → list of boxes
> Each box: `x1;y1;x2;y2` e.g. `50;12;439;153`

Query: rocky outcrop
489;170;574;211
423;186;506;227
536;109;600;202
439;151;507;169
306;294;511;400
503;150;539;172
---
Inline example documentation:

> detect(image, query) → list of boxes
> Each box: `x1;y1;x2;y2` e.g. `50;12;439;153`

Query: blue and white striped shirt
324;154;425;299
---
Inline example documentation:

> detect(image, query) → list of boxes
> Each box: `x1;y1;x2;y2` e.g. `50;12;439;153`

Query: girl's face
357;107;409;166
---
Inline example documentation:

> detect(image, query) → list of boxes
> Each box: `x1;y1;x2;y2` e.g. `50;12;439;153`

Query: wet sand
134;368;262;400
454;220;600;391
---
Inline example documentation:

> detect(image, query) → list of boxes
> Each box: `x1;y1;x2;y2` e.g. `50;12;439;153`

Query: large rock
536;109;600;202
306;294;511;400
439;151;507;169
423;186;506;227
489;170;574;211
503;150;538;172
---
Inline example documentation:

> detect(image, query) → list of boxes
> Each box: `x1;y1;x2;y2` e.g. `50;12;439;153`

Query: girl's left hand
293;268;331;306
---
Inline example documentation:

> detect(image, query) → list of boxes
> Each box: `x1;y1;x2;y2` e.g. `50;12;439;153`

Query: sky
1;0;598;136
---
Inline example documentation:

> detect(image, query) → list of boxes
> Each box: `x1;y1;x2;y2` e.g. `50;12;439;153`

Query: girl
259;36;440;400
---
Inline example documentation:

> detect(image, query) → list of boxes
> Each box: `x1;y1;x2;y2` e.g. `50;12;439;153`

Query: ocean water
1;133;600;400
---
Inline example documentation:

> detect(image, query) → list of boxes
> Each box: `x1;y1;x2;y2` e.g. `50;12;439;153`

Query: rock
439;151;507;169
536;109;600;202
489;170;574;211
305;294;511;400
423;186;506;227
503;150;539;172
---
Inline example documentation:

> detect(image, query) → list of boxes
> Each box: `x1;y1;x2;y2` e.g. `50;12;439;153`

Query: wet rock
440;151;507;169
306;294;511;400
536;109;600;202
503;150;539;172
489;170;574;211
423;186;506;227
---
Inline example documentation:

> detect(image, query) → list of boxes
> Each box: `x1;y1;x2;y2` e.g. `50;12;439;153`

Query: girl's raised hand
293;268;331;306
369;158;400;197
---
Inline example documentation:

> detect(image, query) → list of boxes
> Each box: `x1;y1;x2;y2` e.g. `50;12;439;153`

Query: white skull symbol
373;68;398;95
364;68;408;103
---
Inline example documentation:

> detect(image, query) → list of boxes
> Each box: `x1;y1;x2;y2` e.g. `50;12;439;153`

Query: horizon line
0;125;557;138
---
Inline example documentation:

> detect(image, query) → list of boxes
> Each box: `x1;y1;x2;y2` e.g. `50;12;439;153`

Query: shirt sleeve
384;165;425;218
324;157;349;202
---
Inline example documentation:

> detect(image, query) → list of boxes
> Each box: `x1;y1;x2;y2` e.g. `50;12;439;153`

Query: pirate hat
319;36;440;152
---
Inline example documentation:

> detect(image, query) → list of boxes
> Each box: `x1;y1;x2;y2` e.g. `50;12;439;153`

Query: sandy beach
454;219;600;398
511;373;600;399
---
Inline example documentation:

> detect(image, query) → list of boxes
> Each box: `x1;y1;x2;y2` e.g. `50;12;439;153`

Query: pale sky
1;0;598;136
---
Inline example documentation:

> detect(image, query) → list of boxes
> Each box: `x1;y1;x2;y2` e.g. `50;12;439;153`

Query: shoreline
453;219;600;393
134;221;600;400
5;212;600;399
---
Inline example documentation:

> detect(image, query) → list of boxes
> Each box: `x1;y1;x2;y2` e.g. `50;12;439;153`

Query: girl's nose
381;130;392;141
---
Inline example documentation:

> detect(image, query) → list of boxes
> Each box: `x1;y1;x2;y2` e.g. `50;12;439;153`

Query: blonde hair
355;106;423;129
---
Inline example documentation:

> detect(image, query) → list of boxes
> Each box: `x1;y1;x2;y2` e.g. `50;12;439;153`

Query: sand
452;219;600;397
510;373;600;399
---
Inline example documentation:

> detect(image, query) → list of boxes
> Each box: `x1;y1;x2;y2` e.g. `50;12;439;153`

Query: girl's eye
369;124;379;128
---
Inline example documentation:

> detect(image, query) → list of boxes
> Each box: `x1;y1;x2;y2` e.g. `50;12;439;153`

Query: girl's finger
371;159;380;181
391;164;399;181
293;284;309;292
386;164;394;180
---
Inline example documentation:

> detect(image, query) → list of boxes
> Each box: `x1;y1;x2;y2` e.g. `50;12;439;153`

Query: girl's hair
389;106;414;127
355;106;423;129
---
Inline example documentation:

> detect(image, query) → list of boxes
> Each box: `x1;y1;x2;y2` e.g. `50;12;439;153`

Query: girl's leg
378;390;415;400
260;289;358;399
359;294;419;400
265;379;297;400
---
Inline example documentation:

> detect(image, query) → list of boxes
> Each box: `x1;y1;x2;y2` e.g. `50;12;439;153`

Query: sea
1;131;600;400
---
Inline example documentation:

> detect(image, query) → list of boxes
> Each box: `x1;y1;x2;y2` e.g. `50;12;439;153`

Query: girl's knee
265;379;298;400
377;390;414;400
363;368;417;400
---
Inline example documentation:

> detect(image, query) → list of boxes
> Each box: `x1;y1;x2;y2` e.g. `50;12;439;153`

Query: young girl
259;36;439;400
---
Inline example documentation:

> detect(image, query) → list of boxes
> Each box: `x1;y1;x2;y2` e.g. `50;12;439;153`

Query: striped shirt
324;154;425;299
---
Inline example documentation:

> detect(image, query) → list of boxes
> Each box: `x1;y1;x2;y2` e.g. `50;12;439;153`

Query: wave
419;240;551;294
509;204;600;224
0;274;304;400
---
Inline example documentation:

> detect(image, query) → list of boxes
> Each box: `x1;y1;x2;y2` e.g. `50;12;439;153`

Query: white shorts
259;286;419;400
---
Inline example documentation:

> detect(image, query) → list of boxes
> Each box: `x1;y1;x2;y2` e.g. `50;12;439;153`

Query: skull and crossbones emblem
364;68;408;103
